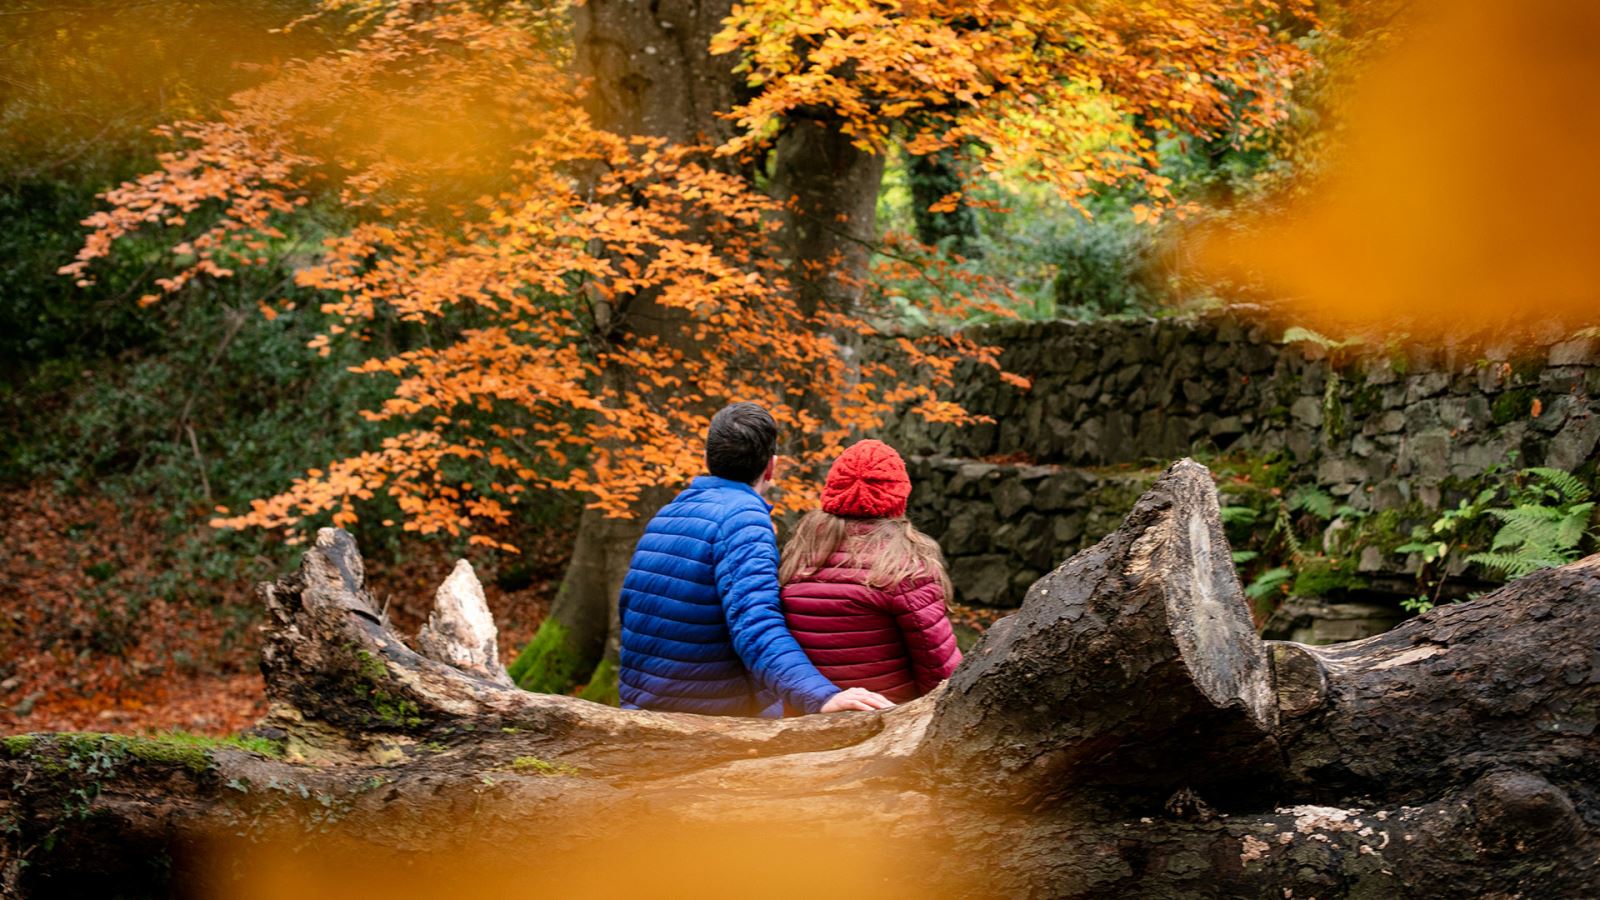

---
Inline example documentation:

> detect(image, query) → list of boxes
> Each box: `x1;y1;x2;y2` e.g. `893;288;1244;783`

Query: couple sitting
617;402;962;716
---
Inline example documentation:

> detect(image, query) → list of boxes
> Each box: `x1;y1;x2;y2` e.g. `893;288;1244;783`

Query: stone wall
890;314;1600;611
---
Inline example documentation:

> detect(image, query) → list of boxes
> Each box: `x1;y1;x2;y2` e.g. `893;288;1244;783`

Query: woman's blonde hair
779;510;953;598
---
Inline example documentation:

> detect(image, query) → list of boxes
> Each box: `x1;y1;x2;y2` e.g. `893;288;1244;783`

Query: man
617;402;894;716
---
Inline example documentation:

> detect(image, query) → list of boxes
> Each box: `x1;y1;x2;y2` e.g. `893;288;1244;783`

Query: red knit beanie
822;440;912;519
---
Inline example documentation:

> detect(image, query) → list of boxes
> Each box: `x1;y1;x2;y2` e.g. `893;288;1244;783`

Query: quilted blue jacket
617;476;840;717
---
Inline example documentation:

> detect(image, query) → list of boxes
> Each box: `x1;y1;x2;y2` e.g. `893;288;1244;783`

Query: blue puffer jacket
618;476;840;717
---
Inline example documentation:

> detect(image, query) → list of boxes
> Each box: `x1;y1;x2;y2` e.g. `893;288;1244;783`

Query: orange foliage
714;0;1316;218
64;0;1308;547
64;0;1020;545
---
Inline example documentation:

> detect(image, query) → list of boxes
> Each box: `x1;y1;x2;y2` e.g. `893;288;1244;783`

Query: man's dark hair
705;402;778;483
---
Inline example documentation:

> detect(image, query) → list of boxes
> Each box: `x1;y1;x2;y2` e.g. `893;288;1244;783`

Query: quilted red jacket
780;548;962;703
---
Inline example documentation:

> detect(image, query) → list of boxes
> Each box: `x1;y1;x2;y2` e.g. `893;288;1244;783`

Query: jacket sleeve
885;577;962;696
714;505;840;714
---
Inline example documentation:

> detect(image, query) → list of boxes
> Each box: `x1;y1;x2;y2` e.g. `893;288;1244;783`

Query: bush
1048;216;1167;318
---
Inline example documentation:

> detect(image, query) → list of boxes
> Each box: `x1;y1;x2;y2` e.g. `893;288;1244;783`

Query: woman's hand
820;687;895;712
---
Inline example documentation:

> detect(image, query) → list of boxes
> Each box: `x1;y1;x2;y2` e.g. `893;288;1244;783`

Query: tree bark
770;117;887;318
5;459;1597;898
575;0;741;152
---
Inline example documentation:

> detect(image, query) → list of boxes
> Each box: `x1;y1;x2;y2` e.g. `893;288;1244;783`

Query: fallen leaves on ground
0;483;567;737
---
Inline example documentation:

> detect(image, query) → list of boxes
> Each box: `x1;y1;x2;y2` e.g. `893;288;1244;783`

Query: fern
1282;327;1361;350
1268;503;1301;560
1219;505;1259;527
1465;550;1566;580
1467;470;1597;581
1524;467;1591;503
1281;326;1335;347
1557;502;1595;548
1245;567;1293;600
1486;504;1562;534
1288;486;1335;520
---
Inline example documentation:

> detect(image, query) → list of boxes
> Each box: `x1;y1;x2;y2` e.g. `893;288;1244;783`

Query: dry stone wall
889;315;1600;611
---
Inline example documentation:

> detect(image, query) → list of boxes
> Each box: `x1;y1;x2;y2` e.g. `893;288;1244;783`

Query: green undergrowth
1205;449;1598;620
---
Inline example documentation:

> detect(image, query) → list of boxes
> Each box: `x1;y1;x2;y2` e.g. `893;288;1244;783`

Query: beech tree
65;0;1314;695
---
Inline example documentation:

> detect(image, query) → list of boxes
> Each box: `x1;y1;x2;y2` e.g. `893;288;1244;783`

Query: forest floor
0;483;568;736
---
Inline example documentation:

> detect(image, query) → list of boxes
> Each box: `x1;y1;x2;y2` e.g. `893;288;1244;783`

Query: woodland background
3;0;1593;738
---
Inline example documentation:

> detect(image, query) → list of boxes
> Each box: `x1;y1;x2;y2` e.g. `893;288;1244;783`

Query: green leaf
1400;596;1434;615
1244;567;1293;600
1230;550;1260;564
1557;502;1595;549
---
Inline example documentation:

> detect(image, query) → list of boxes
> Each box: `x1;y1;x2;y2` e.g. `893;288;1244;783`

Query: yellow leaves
717;0;1312;211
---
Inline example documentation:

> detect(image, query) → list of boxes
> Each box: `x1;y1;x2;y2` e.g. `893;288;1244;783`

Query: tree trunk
769;117;887;318
6;459;1597;898
512;0;744;696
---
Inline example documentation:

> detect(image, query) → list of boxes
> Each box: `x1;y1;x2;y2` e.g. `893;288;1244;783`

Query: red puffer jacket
780;549;962;703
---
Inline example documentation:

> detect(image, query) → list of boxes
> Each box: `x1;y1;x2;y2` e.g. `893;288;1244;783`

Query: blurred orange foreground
1195;0;1600;341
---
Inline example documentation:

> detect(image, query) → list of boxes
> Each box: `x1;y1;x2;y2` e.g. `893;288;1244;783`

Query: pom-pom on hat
822;440;912;519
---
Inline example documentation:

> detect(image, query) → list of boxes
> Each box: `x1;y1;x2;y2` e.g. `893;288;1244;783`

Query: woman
779;440;961;703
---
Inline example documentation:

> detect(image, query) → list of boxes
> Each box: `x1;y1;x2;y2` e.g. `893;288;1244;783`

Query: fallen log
2;459;1596;899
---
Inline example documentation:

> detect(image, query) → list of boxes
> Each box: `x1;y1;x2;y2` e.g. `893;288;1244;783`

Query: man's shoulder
646;483;760;531
670;480;766;516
